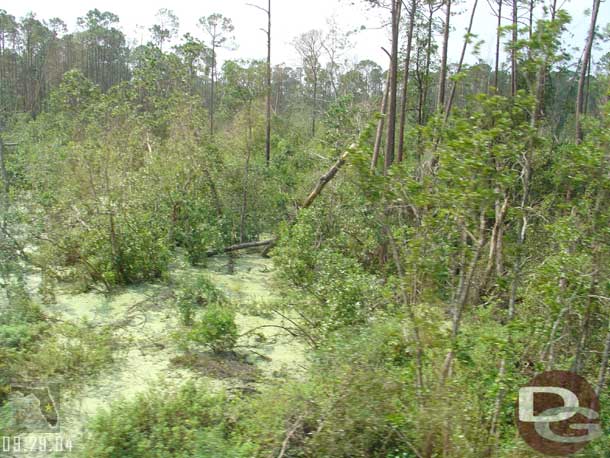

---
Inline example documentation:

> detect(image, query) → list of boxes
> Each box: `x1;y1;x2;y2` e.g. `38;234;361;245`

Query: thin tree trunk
511;0;518;97
597;317;610;396
489;145;532;446
528;0;536;41
388;231;425;392
210;43;216;135
0;137;9;201
480;194;509;292
444;0;479;120
240;105;253;244
576;0;601;143
384;0;401;174
442;210;488;382
533;65;547;123
203;167;224;219
420;5;435;125
571;289;595;374
265;0;272;165
312;71;318;137
397;0;417;163
542;307;569;370
372;69;391;171
437;0;451;112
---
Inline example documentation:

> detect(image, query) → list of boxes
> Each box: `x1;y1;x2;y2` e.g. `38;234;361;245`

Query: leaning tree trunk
372;69;391;171
209;145;355;258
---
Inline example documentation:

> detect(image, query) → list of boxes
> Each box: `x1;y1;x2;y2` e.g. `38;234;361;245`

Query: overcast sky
7;0;610;69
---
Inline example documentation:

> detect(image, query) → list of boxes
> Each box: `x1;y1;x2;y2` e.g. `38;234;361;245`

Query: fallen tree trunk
207;145;355;258
206;239;275;257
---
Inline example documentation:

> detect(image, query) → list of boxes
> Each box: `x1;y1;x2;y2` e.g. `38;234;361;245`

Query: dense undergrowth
1;4;609;457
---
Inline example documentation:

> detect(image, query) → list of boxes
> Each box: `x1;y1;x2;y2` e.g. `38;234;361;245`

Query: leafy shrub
176;276;226;326
174;203;226;266
0;289;46;350
274;212;383;335
82;382;255;458
229;320;417;458
189;306;238;353
24;323;115;379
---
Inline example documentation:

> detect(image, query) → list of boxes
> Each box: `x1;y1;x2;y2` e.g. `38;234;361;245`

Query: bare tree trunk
384;0;401;174
511;0;518;97
442;210;487;381
528;0;536;41
489;146;532;447
576;0;601;143
0;137;8;201
571;300;593;374
421;6;435;124
542;307;568;370
533;66;546;123
437;0;451;112
207;239;275;257
397;0;417;163
444;0;479;120
597;317;610;396
372;70;391;171
312;70;318;137
265;0;272;165
480;194;509;292
494;0;504;92
240;104;253;244
302;146;352;208
210;43;216;135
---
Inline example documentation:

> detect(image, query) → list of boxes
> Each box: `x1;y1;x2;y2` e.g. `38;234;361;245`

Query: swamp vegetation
0;1;610;457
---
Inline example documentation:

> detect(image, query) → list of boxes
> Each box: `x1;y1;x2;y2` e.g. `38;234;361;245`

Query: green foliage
274;207;383;335
176;276;226;326
189;305;238;353
0;288;47;408
2;6;610;458
23;322;115;379
83;321;418;458
83;382;255;458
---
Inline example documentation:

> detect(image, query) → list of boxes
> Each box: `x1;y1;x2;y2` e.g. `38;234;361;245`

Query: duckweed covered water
10;253;305;457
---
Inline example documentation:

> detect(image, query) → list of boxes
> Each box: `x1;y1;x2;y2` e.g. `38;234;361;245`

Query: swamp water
6;254;305;457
